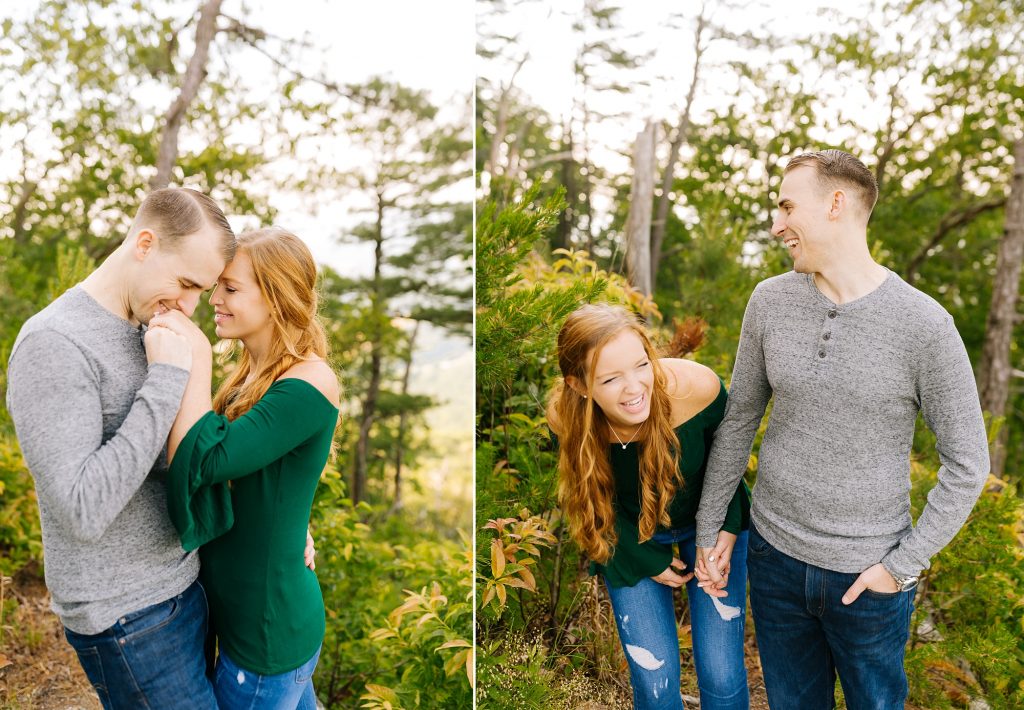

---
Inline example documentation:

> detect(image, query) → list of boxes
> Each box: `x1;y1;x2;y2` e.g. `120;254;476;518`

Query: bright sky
478;0;914;246
229;0;474;280
481;0;884;177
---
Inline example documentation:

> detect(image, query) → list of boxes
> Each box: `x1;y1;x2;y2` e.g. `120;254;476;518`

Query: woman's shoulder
276;359;341;408
659;358;723;426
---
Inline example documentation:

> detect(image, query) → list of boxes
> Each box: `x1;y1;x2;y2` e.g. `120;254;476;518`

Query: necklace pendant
621;443;627;450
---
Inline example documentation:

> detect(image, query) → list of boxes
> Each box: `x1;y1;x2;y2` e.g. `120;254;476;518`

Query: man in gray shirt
6;188;235;709
694;150;989;709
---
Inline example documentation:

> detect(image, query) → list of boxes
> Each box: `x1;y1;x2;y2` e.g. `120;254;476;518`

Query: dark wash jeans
746;522;915;710
63;580;217;709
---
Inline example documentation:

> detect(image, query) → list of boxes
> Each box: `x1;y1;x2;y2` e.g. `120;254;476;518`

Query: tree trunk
486;55;528;186
354;193;386;504
977;137;1024;477
555;119;575;251
625;121;658;296
650;8;706;291
150;0;223;190
390;319;421;513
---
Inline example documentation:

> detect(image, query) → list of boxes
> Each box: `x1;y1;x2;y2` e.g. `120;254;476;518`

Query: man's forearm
10;330;189;541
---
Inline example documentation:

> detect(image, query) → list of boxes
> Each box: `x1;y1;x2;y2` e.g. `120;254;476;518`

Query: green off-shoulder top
591;378;750;587
166;378;338;675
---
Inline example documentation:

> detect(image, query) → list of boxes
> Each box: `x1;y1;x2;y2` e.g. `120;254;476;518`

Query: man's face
771;166;833;274
129;223;228;324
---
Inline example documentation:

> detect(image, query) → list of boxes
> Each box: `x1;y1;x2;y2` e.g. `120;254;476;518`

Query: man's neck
80;254;136;325
812;252;889;306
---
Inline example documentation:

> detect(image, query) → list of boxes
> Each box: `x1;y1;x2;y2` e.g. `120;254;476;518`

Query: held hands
144;326;192;371
695;530;738;598
651;557;693;588
841;563;898;604
149;310;212;362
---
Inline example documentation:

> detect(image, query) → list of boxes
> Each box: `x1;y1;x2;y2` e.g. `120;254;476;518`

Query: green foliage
478;511;557;612
906;470;1024;709
0;435;41;577
311;479;472;709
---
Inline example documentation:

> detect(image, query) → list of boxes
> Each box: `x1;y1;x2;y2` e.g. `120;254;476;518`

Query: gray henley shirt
695;269;989;578
6;287;198;634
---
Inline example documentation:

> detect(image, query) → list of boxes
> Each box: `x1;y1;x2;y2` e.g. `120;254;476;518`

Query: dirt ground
0;565;100;710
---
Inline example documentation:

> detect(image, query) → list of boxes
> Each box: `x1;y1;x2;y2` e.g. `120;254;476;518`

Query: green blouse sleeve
703;378;750;535
166;378;337;551
176;379;336;485
592;514;674;588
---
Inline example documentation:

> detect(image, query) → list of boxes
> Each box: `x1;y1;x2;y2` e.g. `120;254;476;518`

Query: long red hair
212;227;333;420
551;304;681;564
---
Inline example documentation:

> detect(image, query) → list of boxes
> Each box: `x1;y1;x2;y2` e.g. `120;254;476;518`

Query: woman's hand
155;310;215;464
150;310;212;361
143;325;193;371
305;529;316;571
695;530;737;598
651;557;693;588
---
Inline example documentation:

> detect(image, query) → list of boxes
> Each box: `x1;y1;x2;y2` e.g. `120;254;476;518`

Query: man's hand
305;529;316;571
144;326;192;371
150;310;211;359
651;557;693;588
695;530;737;598
841;563;899;604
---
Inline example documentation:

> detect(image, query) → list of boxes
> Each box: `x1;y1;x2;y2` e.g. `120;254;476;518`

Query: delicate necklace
611;422;643;449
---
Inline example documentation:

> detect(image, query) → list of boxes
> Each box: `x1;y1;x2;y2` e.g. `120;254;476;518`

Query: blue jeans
746;522;915;710
63;580;217;709
214;644;320;710
605;526;749;710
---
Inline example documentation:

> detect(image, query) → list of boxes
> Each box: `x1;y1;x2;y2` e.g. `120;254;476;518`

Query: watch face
899;577;919;592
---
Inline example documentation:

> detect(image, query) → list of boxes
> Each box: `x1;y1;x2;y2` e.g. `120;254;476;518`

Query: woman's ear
565;375;587;398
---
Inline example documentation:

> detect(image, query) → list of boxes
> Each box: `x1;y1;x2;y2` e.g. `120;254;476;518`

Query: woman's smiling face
585;328;654;429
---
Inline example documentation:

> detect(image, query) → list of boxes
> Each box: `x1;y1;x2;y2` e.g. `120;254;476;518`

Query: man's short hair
128;188;236;262
785;150;879;218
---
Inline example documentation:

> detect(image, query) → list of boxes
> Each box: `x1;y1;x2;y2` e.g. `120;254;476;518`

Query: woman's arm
150;310;214;464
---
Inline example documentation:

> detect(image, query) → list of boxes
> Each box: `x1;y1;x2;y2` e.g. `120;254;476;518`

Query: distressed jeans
213;644;320;710
605;526;749;710
747;521;915;710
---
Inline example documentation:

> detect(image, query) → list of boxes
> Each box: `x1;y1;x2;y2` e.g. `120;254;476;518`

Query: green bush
906;471;1024;709
312;475;473;709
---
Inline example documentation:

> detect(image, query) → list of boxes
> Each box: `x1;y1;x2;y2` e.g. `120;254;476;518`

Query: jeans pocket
119;594;183;643
295;647;321;684
863;588;901;600
71;644;111;705
747;526;773;559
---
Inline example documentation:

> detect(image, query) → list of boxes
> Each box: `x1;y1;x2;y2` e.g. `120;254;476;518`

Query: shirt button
119;617;127;625
119;638;126;646
828;310;837;318
819;351;826;358
823;332;831;340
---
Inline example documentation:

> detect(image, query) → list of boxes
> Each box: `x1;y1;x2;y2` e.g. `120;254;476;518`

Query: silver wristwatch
887;569;919;592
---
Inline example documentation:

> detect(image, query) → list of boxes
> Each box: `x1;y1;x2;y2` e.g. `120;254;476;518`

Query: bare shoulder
660;358;722;424
278;359;341;407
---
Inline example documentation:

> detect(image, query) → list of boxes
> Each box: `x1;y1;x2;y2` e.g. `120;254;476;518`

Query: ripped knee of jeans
711;596;742;621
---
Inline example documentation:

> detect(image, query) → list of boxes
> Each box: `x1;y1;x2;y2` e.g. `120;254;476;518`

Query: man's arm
7;328;190;542
882;314;989;578
695;286;772;549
